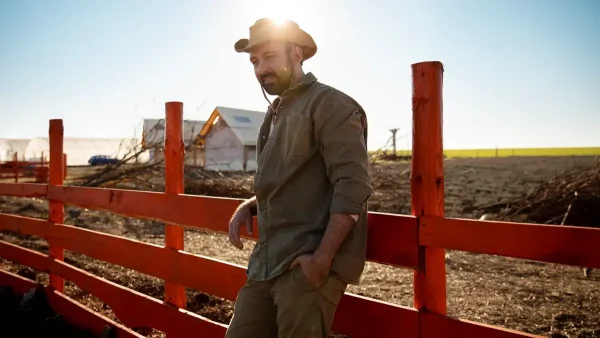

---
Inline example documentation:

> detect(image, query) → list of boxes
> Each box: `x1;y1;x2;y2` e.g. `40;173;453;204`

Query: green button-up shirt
248;72;373;285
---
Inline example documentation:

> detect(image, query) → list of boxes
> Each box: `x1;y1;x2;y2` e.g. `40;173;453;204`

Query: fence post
49;119;65;292
411;61;447;319
13;152;18;183
63;154;68;179
164;101;186;308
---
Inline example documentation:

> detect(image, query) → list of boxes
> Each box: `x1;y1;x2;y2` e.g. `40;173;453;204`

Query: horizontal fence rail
0;182;48;197
0;212;559;338
0;61;594;338
0;183;420;269
0;152;66;183
420;216;600;269
421;312;541;338
0;269;144;338
0;240;228;338
0;213;420;337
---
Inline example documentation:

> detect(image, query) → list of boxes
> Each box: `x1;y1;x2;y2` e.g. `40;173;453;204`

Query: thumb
246;217;253;236
288;257;300;270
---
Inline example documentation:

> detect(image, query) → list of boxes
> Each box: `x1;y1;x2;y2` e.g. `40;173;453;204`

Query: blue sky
1;0;598;150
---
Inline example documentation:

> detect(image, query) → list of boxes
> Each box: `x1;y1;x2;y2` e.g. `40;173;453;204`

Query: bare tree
75;120;167;189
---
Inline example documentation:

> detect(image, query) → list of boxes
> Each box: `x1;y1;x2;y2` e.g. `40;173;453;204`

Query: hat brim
234;38;250;53
233;31;317;61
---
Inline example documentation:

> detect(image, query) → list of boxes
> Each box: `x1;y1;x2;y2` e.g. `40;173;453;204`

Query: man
226;18;373;338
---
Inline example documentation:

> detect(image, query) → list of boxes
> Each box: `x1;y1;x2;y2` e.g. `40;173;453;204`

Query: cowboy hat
234;18;317;61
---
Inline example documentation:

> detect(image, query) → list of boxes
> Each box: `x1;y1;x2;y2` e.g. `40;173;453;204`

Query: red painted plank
421;312;542;338
0;213;48;237
333;293;419;338
0;240;228;337
0;213;246;301
52;224;247;302
0;213;419;337
0;269;144;338
46;185;243;233
420;216;600;269
46;289;146;338
46;186;419;268
0;183;48;198
367;212;418;268
0;213;49;239
0;267;37;294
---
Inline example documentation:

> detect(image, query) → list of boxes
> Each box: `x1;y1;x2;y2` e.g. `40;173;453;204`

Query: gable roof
196;106;266;146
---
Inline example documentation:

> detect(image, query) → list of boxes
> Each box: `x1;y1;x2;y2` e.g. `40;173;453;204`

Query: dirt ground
1;156;599;338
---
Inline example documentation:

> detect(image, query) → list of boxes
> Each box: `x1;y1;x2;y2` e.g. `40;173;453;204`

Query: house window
233;116;251;123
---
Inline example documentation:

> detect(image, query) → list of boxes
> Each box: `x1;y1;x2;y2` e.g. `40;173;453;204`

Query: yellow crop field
444;147;600;158
371;147;600;158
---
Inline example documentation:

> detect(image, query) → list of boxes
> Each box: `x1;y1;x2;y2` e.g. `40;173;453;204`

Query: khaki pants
225;266;347;338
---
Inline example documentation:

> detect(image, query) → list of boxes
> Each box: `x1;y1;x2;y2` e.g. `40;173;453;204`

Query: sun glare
262;6;294;26
246;0;296;25
240;0;325;48
272;16;289;25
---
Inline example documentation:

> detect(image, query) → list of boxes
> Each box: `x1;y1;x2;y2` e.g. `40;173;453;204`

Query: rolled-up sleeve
313;92;373;215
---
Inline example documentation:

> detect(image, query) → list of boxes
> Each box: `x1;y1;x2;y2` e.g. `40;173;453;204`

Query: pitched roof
214;106;265;129
197;106;266;146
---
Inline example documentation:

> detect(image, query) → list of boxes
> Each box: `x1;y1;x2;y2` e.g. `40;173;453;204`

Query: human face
249;41;294;96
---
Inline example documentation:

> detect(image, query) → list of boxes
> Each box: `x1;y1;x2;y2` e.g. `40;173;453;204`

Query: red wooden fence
0;61;598;337
0;151;67;183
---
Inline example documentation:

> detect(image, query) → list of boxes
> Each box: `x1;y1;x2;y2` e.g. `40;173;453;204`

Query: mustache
260;72;277;83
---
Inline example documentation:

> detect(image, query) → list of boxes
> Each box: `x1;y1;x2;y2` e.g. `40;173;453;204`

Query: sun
272;16;290;26
239;0;322;41
262;7;294;26
243;0;296;24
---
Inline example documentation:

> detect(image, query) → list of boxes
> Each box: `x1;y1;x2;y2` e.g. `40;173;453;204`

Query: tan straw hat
234;18;317;61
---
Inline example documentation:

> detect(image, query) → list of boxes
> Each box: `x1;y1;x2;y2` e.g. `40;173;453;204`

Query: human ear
294;46;303;65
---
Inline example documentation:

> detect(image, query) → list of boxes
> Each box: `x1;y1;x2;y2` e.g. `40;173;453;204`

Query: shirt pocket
281;113;311;160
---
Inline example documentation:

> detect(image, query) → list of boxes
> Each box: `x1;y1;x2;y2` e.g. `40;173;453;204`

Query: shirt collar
270;72;318;110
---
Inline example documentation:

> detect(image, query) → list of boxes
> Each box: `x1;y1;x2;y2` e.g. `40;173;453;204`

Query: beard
258;60;294;96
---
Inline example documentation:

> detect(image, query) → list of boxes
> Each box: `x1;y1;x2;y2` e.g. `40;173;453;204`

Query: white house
195;106;265;171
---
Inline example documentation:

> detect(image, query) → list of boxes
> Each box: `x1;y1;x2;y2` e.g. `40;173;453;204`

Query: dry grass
1;156;600;337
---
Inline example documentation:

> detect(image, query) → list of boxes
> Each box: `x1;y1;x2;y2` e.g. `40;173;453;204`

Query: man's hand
288;253;332;288
228;198;255;250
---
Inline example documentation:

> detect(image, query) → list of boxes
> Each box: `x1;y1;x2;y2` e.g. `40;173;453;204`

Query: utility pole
390;128;399;159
